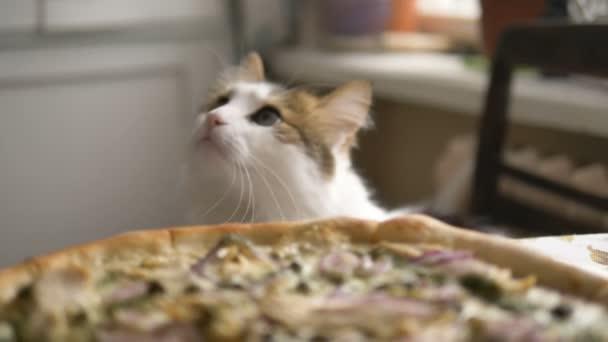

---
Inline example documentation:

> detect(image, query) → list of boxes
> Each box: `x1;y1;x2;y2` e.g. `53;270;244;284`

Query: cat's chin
194;137;233;163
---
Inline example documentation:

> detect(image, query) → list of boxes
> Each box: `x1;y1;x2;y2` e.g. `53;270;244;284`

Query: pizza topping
261;293;321;327
410;250;474;265
295;281;312;295
377;242;422;259
147;281;165;295
190;235;274;288
459;274;502;302
321;293;438;319
104;281;150;304
550;303;572;321
2;229;608;341
113;309;170;332
481;317;544;341
356;254;392;277
497;296;538;314
15;284;33;303
320;251;360;280
190;234;242;275
34;267;92;315
96;323;201;342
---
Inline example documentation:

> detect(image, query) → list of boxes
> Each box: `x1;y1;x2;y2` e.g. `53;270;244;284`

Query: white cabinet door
0;0;37;32
0;72;186;267
43;0;222;32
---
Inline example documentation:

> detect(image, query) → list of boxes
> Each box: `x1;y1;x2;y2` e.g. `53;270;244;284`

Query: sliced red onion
322;294;437;318
113;309;169;332
439;259;496;277
248;268;291;299
329;283;351;298
190;234;270;276
410;250;473;265
431;284;462;303
484;318;546;342
105;281;149;304
96;323;201;342
189;243;224;276
356;255;392;277
333;329;367;342
320;251;360;279
190;235;242;275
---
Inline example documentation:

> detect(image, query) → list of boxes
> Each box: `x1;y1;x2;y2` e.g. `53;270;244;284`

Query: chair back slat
471;23;608;234
500;24;608;76
502;164;608;211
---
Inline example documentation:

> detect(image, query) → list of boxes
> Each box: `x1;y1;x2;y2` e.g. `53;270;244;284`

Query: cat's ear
317;81;372;149
239;52;265;81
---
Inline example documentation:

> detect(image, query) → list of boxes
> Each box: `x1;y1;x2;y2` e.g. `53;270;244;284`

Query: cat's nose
206;113;226;128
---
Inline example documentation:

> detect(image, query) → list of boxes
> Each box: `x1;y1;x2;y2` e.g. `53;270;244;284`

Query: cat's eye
212;94;231;109
250;107;282;126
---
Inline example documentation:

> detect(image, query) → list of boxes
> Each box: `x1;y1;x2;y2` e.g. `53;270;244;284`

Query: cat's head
191;52;373;180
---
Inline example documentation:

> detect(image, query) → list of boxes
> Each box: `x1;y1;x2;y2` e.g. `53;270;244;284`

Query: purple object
410;250;474;265
104;280;149;304
322;293;438;318
321;0;392;36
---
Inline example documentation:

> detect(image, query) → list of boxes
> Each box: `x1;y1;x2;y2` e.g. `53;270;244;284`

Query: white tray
521;234;608;279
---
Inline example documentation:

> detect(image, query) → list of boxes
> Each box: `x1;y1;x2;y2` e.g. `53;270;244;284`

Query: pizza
1;215;607;341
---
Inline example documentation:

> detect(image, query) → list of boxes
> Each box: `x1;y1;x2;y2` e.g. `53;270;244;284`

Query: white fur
187;81;390;224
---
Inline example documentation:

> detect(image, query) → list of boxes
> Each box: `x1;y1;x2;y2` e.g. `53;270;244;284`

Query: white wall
0;1;231;267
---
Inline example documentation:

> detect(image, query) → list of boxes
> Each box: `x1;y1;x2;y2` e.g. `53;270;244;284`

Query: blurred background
0;0;607;266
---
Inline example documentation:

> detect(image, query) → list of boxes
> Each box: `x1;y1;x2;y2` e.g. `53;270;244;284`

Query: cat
186;52;407;224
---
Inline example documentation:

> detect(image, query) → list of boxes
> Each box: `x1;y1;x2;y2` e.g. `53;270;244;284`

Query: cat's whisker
242;162;256;223
228;144;257;223
249;155;301;220
230;145;286;222
252;162;286;222
197;162;237;219
234;160;246;224
224;161;245;224
236;159;252;224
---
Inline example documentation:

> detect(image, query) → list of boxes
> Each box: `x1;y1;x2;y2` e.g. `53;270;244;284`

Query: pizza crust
171;217;377;255
0;230;172;303
1;215;607;306
377;215;608;306
0;260;37;304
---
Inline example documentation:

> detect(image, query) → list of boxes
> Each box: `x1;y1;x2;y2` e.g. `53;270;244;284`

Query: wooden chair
471;23;608;235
